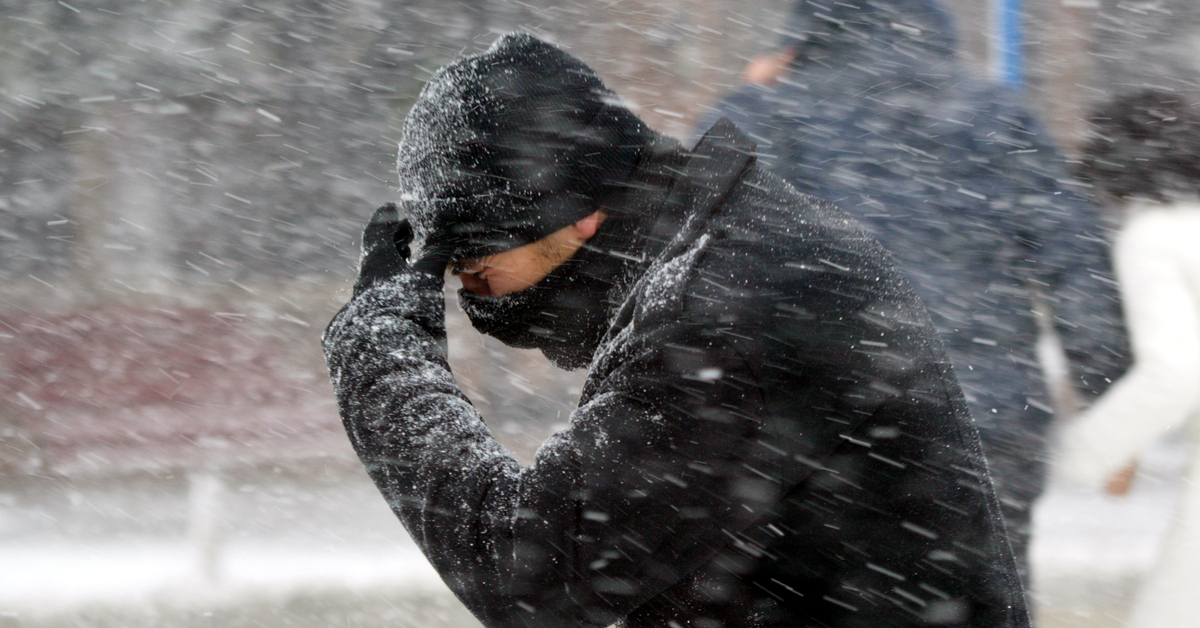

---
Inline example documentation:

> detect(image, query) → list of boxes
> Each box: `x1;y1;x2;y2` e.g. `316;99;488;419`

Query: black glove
354;202;449;294
325;203;448;358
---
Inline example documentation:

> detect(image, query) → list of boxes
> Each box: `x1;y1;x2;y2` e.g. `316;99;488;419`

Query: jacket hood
396;33;653;263
781;0;958;61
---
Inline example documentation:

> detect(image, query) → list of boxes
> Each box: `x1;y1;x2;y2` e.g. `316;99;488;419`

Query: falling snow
2;0;1200;627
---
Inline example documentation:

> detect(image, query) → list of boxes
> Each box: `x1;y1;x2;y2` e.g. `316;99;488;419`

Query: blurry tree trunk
664;0;729;137
67;115;175;299
68;120;116;302
1039;0;1099;156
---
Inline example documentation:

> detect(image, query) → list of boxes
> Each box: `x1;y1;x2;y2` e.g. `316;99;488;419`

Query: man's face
452;239;560;297
451;211;605;297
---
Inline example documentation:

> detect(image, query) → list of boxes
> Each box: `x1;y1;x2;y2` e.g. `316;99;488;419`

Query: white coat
1059;201;1200;627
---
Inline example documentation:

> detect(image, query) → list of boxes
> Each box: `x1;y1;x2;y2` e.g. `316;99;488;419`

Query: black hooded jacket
324;119;1029;628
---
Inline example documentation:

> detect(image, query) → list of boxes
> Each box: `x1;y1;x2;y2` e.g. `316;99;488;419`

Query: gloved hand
354;202;449;295
326;203;448;354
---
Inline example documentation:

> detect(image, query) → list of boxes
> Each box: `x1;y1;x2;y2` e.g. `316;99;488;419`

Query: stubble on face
452;212;605;297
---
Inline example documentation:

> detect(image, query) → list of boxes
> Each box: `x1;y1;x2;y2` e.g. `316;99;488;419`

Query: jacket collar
594;118;759;340
645;117;757;263
584;117;758;288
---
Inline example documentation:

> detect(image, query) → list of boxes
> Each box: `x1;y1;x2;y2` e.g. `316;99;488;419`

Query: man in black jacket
323;33;1029;628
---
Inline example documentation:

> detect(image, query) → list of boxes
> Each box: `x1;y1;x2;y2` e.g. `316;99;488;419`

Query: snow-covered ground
0;438;1186;627
1031;437;1186;628
0;461;480;627
0;541;441;609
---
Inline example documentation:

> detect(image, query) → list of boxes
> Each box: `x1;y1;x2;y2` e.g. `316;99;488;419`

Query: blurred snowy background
1;0;1199;626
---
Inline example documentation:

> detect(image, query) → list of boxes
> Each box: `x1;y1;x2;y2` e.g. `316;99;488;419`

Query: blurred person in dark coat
701;0;1131;587
323;33;1030;628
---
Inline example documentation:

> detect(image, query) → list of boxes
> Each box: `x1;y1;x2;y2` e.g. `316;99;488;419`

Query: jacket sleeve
1058;210;1200;484
323;273;772;628
988;102;1131;400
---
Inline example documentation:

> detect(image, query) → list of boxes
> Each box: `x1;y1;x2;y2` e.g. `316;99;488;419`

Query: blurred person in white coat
1062;89;1200;627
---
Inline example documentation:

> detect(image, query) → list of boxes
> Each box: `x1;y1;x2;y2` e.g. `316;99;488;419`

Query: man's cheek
489;277;523;297
460;274;492;296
